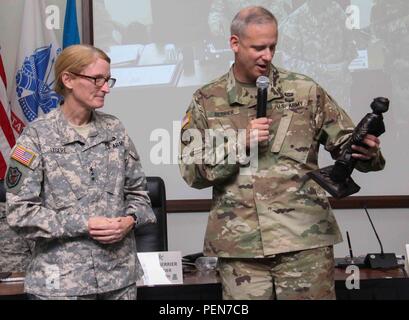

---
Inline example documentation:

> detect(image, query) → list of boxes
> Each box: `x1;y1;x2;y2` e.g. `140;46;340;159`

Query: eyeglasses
70;72;116;88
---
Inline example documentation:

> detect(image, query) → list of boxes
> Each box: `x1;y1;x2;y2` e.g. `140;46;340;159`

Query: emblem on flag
11;145;37;167
15;45;61;122
10;0;62;135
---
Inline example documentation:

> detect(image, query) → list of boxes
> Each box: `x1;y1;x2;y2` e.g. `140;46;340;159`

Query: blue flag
63;0;80;49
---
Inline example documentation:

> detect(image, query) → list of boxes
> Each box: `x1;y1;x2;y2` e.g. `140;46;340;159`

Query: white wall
333;208;409;258
167;212;208;256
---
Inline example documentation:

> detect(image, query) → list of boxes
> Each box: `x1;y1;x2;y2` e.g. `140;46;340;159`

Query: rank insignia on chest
11;145;37;167
284;90;295;98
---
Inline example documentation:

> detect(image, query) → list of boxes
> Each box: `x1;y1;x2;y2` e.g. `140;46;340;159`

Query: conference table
138;266;409;300
1;267;408;300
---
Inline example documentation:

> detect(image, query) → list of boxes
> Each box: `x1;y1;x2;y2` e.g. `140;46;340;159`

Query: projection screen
93;0;409;200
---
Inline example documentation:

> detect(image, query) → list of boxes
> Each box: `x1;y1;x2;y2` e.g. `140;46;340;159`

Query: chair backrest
134;176;168;252
0;180;5;203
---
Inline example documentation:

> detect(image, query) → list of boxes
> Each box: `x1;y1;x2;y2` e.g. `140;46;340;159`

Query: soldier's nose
263;50;272;62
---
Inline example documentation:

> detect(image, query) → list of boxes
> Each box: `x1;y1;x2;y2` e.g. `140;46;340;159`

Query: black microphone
0;180;5;202
335;231;365;268
363;206;399;269
346;231;355;264
256;76;269;118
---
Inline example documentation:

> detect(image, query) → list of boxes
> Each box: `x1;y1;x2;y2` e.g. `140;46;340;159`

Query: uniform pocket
273;107;314;165
45;154;86;209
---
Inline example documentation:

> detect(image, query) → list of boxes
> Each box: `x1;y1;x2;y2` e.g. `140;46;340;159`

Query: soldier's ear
230;35;239;53
61;71;74;90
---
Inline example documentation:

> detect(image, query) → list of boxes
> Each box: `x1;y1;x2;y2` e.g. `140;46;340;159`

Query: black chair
0;180;5;203
134;176;168;252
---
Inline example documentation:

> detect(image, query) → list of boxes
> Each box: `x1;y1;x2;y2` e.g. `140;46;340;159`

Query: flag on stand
9;0;62;136
63;0;81;48
0;48;16;179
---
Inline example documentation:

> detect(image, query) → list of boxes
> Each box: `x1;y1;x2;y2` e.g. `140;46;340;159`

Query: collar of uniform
87;111;101;138
227;64;283;108
56;106;85;145
85;111;110;149
56;107;108;146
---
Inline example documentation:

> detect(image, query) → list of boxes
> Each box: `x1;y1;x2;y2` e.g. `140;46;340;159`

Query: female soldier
5;44;156;300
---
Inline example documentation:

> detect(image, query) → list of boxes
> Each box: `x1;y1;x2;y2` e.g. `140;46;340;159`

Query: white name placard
137;251;183;286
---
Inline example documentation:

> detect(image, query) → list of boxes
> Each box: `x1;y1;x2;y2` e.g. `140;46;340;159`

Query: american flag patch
11;145;36;167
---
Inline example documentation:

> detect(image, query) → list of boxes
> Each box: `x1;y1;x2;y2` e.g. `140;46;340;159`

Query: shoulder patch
11;145;37;168
181;111;191;129
6;167;22;189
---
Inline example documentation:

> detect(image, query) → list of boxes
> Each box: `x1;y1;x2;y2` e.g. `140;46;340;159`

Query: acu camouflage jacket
179;65;385;258
6;107;156;296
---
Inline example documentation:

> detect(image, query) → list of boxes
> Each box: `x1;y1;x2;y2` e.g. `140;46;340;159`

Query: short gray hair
231;6;277;37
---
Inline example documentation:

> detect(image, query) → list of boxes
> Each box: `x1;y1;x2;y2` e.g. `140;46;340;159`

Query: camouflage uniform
218;246;335;299
179;64;385;299
208;0;291;37
370;0;409;125
5;107;156;297
27;283;137;300
278;0;358;111
0;202;32;272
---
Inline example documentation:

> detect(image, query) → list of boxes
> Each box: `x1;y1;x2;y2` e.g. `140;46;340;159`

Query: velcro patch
207;110;235;118
6;167;22;189
11;145;37;168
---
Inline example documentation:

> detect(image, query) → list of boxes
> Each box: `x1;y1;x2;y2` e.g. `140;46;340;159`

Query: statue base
307;165;360;199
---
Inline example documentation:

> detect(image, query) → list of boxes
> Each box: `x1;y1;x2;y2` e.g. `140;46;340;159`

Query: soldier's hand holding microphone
246;76;272;150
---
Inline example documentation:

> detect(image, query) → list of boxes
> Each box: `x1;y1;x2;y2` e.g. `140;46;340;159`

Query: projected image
94;0;409;128
94;0;220;88
278;0;409;117
369;0;409;126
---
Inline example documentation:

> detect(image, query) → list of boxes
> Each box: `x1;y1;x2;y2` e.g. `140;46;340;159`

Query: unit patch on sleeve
6;167;22;189
181;111;191;129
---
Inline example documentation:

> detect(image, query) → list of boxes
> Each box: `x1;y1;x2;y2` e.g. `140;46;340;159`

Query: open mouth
256;64;268;72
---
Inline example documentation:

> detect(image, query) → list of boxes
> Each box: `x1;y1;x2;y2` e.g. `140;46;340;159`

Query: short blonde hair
231;6;277;38
54;44;110;97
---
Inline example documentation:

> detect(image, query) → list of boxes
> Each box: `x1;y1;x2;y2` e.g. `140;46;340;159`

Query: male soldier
0;180;32;272
179;6;384;299
278;0;358;112
208;0;291;38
